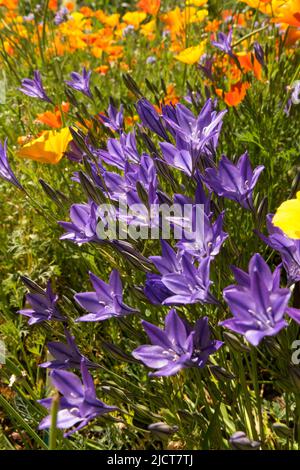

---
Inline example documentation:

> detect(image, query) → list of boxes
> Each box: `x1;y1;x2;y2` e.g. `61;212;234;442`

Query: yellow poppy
273;191;300;239
17;127;72;164
122;11;147;29
175;42;206;64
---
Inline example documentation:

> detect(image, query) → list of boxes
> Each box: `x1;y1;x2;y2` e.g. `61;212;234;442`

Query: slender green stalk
49;393;60;451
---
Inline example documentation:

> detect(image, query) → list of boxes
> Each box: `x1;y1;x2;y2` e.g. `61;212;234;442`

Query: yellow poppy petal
175;42;206;64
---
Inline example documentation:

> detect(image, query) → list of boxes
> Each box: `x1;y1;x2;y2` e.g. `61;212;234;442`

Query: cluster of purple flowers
2;68;300;439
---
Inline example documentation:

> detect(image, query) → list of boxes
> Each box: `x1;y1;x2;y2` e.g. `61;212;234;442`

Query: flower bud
223;332;250;353
273;422;292;438
229;431;261;450
148;422;178;439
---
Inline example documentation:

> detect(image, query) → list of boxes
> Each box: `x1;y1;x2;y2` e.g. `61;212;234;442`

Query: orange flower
284;26;300;45
65;2;75;12
35;103;70;129
0;0;18;9
125;115;139;127
94;65;109;75
80;7;95;17
48;0;58;11
236;52;262;80
272;0;300;27
137;0;160;15
35;111;62;129
205;19;220;32
216;82;250;107
17;128;73;164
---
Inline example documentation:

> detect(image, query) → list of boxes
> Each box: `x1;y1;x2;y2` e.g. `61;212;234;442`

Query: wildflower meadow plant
0;0;300;454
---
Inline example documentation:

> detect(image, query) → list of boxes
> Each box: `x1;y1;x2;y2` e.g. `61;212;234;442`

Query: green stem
232;25;269;49
250;348;264;443
236;354;259;440
49;393;60;450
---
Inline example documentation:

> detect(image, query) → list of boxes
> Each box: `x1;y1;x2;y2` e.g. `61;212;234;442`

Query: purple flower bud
254;41;265;67
0;139;23;190
66;68;92;99
229;431;261;450
19;70;52;103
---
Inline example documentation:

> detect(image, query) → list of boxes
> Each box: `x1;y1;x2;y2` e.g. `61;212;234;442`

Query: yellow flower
122;11;147;29
186;0;207;6
273;191;300;238
17;127;72;164
175;42;206;64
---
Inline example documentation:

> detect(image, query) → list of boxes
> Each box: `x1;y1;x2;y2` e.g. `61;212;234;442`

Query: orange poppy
216;82;250;107
94;65;110;75
35;103;70;129
137;0;161;15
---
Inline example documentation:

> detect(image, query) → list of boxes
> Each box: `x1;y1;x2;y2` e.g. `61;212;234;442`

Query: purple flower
0;139;23;189
99;132;140;170
54;6;69;25
198;57;214;80
202;152;264;210
147;241;214;305
211;29;235;58
65;140;85;163
258;214;300;284
162;99;226;160
18;280;65;325
38;361;117;436
136;98;169;141
253;41;265;67
160;142;193;176
40;329;98;370
66;68;92;98
132;309;222;376
23;13;35;21
220;253;290;346
144;274;173;305
19;71;52;103
99;104;124;133
75;270;137;322
146;56;156;64
176;211;228;259
59;201;99;245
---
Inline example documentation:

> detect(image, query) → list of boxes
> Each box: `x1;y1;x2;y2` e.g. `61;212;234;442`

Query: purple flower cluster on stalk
132;309;222;376
38;361;117;436
19;70;52;103
66;68;92;98
145;241;215;305
18;280;65;325
201;152;264;209
75;270;137;322
162;99;226;161
220;253;300;346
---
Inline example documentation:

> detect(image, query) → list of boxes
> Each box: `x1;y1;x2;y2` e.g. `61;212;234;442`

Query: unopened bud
229;431;261;450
